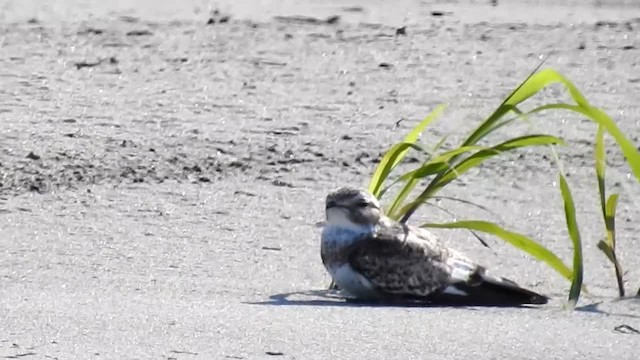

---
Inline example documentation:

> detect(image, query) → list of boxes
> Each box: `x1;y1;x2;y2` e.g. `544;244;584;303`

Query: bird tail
430;269;549;307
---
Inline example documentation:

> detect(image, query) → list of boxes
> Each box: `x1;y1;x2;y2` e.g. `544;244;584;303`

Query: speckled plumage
320;186;549;306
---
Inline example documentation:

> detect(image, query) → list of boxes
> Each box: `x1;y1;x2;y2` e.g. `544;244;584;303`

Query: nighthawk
320;187;548;306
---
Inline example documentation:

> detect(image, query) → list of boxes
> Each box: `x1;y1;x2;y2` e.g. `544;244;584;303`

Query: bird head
325;187;382;229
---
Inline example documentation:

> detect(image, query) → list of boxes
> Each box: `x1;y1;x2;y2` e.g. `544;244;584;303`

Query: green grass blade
482;114;522;137
386;176;420;219
461;68;601;156
595;125;607;219
384;145;487;218
462;68;610;161
461;62;549;147
508;68;589;108
527;103;640;182
596;241;616;265
462;105;514;148
605;194;619;248
368;142;425;198
435;135;565;192
606;194;624;297
432;133;451;154
422;204;492;249
368;104;446;197
559;173;583;308
379;163;445;205
379;146;476;198
594;126;625;297
399;134;565;223
421;220;573;281
395;145;488;181
430;196;500;218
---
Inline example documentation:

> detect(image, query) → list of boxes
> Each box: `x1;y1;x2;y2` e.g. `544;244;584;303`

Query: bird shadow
243;289;542;309
243;289;405;308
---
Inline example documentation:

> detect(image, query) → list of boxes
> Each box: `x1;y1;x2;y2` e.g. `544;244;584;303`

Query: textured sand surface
2;1;640;359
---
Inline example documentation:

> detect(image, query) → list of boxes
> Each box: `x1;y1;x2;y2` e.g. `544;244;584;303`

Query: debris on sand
207;9;231;25
274;15;340;25
613;324;640;335
26;152;40;160
126;29;153;36
342;6;364;13
73;57;118;70
77;27;104;35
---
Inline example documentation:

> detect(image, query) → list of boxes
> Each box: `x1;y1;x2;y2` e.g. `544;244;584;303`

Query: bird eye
357;201;369;208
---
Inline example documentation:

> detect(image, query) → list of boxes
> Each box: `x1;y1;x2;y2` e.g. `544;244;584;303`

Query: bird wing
429;263;549;306
348;223;549;305
347;223;452;298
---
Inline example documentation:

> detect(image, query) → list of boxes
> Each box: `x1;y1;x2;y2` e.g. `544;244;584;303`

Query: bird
320;186;549;306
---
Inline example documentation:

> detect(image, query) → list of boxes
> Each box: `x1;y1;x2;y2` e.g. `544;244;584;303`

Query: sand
1;0;640;359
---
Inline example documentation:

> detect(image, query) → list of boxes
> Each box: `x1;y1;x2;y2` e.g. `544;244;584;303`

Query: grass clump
368;67;640;307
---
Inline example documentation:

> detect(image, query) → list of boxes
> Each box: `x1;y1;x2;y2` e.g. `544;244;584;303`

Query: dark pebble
26;152;40;160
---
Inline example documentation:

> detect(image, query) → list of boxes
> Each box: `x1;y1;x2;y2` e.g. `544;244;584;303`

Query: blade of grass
386;176;420;218
597;241;616;266
460;68;640;181
559;173;583;308
434;135;565;195
421;202;492;248
426;67;632;210
454;68;585;175
528;103;640;182
596;237;624;297
509;68;589;108
384;145;488;217
393;145;488;182
368;142;426;198
603;194;624;296
595;125;625;297
421;220;573;281
430;204;490;249
460;55;551;148
368;104;446;197
605;194;620;251
377;137;474;199
399;134;565;222
463;104;526;147
388;67;639;223
595;125;607;218
432;133;451;154
430;196;500;219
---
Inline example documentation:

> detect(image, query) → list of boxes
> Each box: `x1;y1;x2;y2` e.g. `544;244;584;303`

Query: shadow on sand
574;297;640;320
247;291;640;315
243;289;442;308
243;289;542;309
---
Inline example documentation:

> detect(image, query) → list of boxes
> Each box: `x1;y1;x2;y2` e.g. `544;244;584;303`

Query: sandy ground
2;0;640;359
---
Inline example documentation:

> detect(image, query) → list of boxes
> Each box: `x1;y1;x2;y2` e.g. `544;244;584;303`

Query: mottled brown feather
348;222;452;297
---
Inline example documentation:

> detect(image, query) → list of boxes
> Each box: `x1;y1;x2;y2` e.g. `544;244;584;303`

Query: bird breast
321;225;370;247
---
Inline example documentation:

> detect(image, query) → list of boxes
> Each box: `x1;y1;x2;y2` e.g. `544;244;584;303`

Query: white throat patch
322;207;374;246
325;207;369;231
